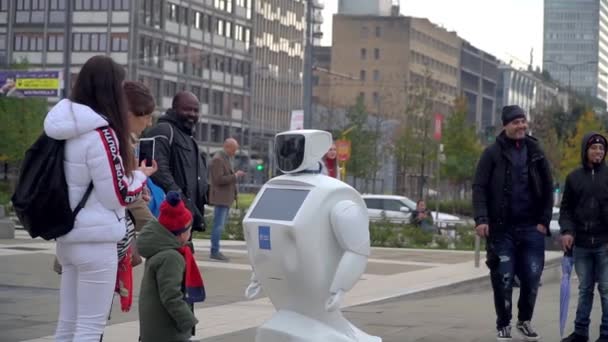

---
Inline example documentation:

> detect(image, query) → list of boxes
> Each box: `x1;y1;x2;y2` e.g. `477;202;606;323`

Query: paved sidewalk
0;230;562;342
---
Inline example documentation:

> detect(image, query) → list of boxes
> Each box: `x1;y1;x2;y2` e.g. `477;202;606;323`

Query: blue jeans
487;225;546;329
573;245;608;337
211;205;230;255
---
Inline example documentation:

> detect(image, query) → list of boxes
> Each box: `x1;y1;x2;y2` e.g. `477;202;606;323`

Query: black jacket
472;132;554;236
559;132;608;248
143;112;208;229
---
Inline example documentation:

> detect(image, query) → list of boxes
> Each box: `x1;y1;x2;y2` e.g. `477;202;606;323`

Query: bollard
474;235;481;268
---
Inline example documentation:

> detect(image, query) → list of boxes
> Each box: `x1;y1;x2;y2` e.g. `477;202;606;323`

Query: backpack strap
72;182;94;218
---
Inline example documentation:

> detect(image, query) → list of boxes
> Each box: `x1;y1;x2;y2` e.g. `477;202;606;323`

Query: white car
361;194;462;227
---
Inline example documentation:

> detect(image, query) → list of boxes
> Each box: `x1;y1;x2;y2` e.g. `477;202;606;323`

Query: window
167;2;177;21
383;200;402;212
217;19;224;35
373;92;380;106
49;0;66;22
72;33;107;51
48;35;64;51
0;0;7;11
212;90;224;115
164;81;176;97
360;70;366;81
0;34;5;50
359;92;365;102
374;48;380;59
364;198;382;210
227;0;233;12
75;0;109;10
112;0;129;10
111;34;128;51
361;26;369;38
373;70;380;81
360;48;366;60
225;21;232;38
13;34;43;51
194;11;203;29
375;26;381;37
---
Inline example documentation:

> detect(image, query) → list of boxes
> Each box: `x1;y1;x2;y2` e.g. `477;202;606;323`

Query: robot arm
326;200;371;311
245;271;262;299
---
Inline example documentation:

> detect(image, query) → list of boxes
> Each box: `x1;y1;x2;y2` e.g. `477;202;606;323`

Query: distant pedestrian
208;138;246;261
321;142;341;179
143;91;208;233
472;105;553;341
410;200;434;233
45;56;156;342
137;191;205;342
560;132;608;342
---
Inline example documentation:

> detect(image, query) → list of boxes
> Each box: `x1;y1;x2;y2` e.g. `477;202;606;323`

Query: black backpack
11;133;93;240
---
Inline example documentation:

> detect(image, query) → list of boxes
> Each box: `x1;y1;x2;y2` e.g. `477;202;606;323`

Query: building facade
459;40;499;132
543;0;608;103
0;0;255;156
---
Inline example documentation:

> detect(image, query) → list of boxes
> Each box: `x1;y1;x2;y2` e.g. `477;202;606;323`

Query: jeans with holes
573;245;608;337
487;225;546;329
211;205;230;255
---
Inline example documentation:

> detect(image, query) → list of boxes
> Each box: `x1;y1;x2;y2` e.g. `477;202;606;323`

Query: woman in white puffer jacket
44;55;156;342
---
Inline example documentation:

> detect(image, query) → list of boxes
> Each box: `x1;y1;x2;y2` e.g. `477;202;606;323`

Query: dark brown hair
123;81;155;116
70;55;134;173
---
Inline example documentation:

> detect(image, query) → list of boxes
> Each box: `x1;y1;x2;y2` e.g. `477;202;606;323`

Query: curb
355;255;563;306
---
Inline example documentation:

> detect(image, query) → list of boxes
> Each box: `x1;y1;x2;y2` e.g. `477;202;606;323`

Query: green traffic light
256;164;264;171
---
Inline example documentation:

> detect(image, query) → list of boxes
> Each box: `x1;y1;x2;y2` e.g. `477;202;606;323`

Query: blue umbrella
560;250;574;337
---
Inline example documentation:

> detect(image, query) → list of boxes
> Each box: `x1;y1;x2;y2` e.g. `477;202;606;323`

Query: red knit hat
159;191;193;235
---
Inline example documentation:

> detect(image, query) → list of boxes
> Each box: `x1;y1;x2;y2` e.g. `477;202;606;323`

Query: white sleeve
87;127;146;210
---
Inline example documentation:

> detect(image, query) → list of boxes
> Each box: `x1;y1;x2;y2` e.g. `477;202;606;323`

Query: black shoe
596;335;608;342
562;332;588;342
497;326;512;341
210;252;230;262
516;321;540;341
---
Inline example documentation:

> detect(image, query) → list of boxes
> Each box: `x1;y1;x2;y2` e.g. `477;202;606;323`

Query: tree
344;96;378;182
440;97;482;196
560;110;606;179
531;107;561;179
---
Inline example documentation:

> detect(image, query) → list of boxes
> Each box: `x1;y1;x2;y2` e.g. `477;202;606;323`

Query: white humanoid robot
242;130;381;342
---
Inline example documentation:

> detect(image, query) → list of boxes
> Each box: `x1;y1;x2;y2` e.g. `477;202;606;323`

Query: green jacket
137;220;198;342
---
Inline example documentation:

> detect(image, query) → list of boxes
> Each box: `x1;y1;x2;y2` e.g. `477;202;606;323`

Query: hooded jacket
559;132;608;248
472;131;554;235
43;99;146;243
143;111;208;229
137;220;198;342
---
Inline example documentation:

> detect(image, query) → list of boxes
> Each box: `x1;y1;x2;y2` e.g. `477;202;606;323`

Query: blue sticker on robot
259;226;271;250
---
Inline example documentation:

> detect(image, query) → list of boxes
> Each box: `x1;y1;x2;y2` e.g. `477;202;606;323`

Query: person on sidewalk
143;91;208;233
472;105;554;341
137;191;205;342
208;138;246;261
45;56;156;342
560;133;608;342
410;199;435;233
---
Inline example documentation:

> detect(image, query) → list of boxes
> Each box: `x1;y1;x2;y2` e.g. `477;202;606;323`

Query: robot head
275;130;332;174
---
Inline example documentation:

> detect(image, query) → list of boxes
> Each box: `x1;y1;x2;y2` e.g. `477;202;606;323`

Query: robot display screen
275;134;305;172
249;188;310;221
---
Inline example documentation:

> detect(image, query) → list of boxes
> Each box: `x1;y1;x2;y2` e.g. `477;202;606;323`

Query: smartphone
138;138;155;167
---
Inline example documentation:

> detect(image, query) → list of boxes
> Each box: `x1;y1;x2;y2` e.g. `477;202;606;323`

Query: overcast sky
321;0;544;69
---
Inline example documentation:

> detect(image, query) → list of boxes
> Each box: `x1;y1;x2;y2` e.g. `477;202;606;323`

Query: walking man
560;133;608;342
144;91;208;233
209;138;245;261
472;105;554;341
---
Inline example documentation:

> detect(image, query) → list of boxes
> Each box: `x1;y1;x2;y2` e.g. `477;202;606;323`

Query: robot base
255;310;382;342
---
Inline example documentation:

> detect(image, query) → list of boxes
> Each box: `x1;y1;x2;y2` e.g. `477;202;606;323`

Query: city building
1;0;255;157
337;0;394;16
543;0;608;104
250;0;308;158
496;63;559;123
459;41;499;132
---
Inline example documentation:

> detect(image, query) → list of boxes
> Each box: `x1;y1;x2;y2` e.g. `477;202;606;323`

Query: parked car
361;194;462;228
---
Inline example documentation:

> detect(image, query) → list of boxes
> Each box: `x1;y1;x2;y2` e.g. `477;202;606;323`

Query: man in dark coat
472;105;554;341
560;132;608;342
144;91;208;232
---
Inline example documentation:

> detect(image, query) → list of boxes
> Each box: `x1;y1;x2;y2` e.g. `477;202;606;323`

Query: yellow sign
16;78;60;90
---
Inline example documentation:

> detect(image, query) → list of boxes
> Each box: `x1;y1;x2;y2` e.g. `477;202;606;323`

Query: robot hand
325;289;345;312
245;280;262;299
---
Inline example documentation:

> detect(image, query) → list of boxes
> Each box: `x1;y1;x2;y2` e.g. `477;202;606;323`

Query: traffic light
256;163;264;171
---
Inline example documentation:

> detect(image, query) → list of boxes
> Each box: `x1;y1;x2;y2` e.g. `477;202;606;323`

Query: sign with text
433;113;444;141
0;71;61;97
290;109;304;130
335;139;351;162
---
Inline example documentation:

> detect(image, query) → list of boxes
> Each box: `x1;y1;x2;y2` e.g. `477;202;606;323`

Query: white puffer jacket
44;99;146;243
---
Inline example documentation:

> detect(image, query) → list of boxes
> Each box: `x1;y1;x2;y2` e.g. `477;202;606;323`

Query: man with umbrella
473;105;554;341
560;132;608;342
